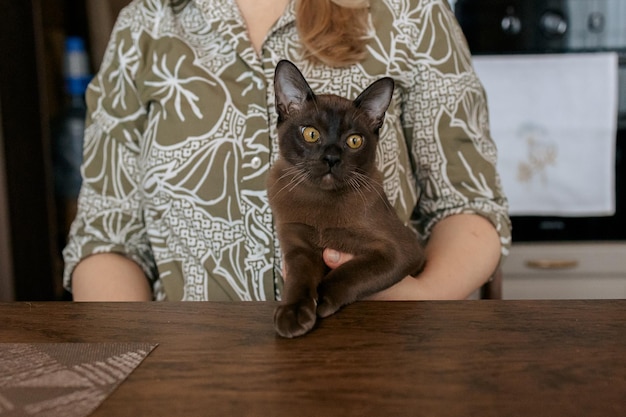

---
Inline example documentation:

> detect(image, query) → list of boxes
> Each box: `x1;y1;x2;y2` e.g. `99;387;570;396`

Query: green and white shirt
63;0;511;301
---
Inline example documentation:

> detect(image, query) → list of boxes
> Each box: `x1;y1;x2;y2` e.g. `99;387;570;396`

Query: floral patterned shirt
63;0;511;301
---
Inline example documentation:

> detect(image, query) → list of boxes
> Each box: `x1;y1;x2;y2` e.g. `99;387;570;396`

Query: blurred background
0;0;126;301
1;0;625;301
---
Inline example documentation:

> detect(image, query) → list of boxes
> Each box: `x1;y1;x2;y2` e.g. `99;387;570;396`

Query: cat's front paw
316;294;343;319
274;299;317;338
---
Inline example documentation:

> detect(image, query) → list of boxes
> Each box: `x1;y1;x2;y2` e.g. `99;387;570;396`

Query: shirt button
251;156;262;169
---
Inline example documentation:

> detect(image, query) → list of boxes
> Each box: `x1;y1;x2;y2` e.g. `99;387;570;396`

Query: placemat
0;343;158;417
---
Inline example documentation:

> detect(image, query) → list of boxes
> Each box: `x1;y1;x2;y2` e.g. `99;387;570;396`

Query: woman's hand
322;248;349;269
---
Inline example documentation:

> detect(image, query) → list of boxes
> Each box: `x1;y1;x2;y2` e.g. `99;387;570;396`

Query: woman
64;0;511;301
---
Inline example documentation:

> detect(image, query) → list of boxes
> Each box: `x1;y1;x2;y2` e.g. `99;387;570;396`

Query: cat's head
273;60;394;192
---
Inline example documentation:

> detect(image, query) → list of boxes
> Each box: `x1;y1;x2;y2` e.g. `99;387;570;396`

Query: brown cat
269;60;425;338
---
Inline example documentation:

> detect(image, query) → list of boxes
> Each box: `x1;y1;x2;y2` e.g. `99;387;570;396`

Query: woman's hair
296;0;370;67
170;0;370;67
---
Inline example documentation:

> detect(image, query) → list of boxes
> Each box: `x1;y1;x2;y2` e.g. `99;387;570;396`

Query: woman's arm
63;3;158;299
72;253;152;301
323;213;501;300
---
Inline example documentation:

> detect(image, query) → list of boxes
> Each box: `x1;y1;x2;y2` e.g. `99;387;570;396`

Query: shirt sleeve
403;1;512;256
62;6;158;294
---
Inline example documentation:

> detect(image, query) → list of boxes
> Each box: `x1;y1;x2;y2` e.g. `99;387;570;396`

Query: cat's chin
319;173;341;191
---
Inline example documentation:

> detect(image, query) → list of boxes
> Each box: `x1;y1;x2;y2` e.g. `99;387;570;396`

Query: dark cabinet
0;0;91;300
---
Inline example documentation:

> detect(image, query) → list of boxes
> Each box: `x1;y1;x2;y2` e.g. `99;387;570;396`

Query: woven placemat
0;343;158;417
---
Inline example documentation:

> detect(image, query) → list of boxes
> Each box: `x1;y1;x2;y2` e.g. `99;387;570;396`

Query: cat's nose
323;154;341;168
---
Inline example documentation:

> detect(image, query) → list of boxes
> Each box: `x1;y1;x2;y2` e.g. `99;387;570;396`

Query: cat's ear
354;77;395;130
274;60;315;121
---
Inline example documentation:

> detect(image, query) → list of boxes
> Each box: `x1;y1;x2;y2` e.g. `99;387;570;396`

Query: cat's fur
269;60;425;338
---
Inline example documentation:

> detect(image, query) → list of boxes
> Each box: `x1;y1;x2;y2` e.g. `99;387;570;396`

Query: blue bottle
52;36;91;200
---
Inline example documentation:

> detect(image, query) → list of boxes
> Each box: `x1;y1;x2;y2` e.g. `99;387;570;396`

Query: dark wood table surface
2;300;625;416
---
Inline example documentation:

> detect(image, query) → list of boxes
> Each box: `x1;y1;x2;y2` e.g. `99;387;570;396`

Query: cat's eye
301;126;320;143
346;134;364;149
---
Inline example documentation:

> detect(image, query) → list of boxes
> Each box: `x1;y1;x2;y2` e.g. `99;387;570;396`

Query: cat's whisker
351;171;388;206
355;168;384;188
284;166;311;192
351;171;375;192
276;163;304;180
353;176;373;205
271;165;310;198
288;173;311;192
348;177;369;206
351;173;373;192
281;175;306;194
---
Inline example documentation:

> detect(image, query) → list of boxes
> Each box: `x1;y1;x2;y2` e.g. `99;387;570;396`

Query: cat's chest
268;161;386;230
272;185;372;229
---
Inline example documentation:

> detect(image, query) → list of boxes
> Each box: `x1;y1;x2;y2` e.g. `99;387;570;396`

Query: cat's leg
316;230;423;318
274;223;326;338
316;251;397;318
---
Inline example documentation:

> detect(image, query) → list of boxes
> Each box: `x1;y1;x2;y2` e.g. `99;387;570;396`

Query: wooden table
2;300;625;416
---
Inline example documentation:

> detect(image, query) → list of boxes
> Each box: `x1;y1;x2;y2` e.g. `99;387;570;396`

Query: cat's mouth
319;171;343;191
